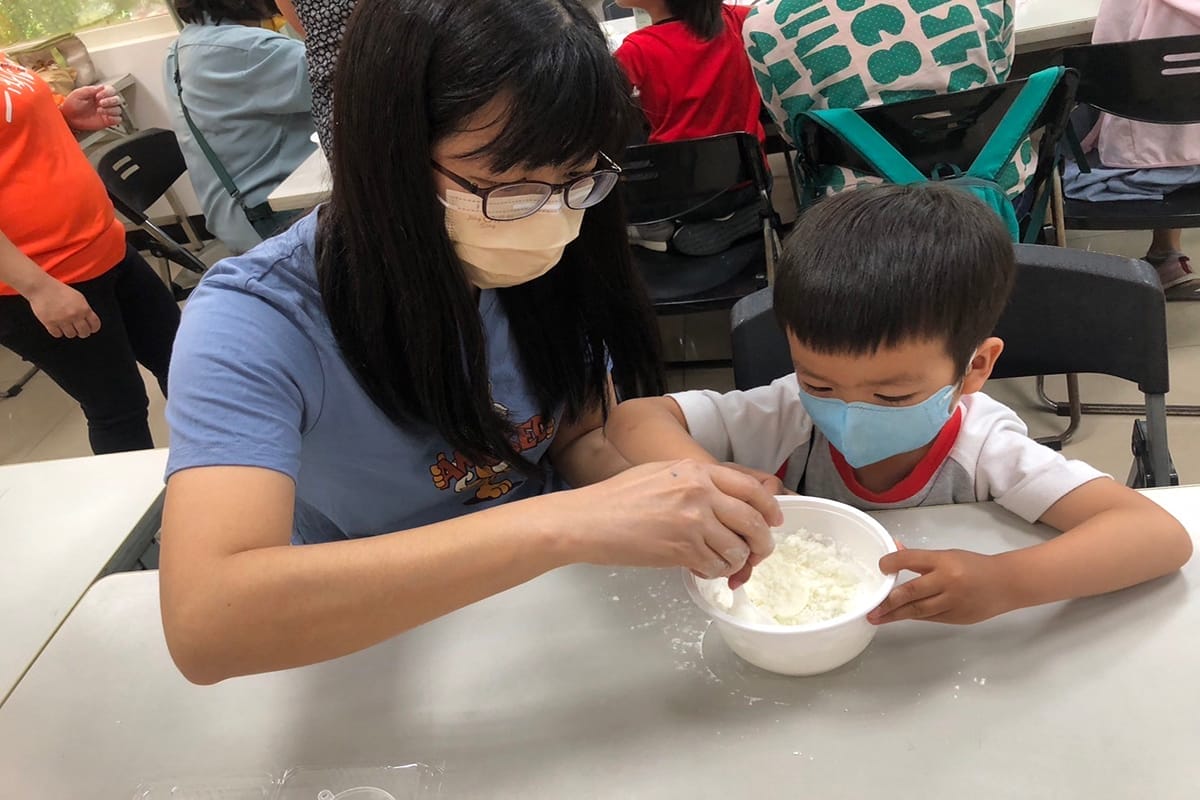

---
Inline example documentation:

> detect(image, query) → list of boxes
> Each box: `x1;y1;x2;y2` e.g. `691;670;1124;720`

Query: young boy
607;184;1192;625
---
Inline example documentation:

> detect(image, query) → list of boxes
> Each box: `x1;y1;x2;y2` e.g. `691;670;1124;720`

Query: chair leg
141;220;208;274
0;364;39;399
1050;171;1068;248
1037;373;1200;417
783;150;803;216
1144;394;1176;488
761;219;780;285
1033;373;1082;449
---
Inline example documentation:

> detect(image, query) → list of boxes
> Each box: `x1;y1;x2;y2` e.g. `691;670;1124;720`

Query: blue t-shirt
166;212;561;544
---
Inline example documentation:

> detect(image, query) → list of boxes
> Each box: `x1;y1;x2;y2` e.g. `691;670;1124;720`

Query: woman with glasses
160;0;780;684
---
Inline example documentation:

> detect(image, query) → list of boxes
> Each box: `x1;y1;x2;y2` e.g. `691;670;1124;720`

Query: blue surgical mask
798;384;960;469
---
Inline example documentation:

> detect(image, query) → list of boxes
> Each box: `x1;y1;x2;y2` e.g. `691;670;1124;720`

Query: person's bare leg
1146;228;1198;296
1148;228;1183;257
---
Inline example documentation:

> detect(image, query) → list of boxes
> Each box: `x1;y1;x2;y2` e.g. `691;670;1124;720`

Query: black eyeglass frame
432;152;622;221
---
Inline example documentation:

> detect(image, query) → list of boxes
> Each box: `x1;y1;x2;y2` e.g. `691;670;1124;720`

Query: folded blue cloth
1064;154;1200;202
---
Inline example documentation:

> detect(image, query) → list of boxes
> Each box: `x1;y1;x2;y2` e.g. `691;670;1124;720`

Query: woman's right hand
26;278;101;338
556;459;782;579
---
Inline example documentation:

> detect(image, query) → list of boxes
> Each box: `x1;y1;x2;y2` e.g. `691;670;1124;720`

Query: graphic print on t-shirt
428;401;556;506
0;56;39;125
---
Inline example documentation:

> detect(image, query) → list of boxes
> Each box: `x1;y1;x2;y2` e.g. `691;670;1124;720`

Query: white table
0;448;167;705
1;486;1196;797
601;3;1100;54
266;146;331;213
1016;0;1101;52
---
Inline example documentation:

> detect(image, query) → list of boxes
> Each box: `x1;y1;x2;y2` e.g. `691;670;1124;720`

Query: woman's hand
556;459;782;579
61;85;122;131
719;461;793;496
25;277;101;338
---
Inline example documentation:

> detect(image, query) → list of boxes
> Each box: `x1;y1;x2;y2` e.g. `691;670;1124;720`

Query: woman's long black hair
319;0;664;472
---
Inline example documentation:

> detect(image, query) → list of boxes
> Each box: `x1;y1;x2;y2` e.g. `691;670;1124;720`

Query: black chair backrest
796;70;1078;206
603;2;634;20
731;287;790;391
992;245;1169;395
620;132;770;225
1058;35;1200;124
731;244;1169;395
95;128;189;224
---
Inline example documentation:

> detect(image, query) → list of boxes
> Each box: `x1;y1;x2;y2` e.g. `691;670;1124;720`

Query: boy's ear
962;337;1005;395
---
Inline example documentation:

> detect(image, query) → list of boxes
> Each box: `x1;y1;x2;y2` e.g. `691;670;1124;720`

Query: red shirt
615;5;766;145
0;55;125;295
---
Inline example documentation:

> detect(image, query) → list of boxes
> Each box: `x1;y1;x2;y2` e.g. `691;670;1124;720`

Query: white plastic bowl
684;495;898;676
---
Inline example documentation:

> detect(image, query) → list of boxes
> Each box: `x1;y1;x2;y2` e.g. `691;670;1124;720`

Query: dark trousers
0;246;181;454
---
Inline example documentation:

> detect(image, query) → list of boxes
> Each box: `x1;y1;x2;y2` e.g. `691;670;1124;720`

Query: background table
1016;0;1101;53
1;487;1195;797
0;448;167;704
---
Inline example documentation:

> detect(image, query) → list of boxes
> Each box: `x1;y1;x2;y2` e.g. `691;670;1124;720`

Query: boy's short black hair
173;0;280;25
774;184;1016;375
666;0;725;40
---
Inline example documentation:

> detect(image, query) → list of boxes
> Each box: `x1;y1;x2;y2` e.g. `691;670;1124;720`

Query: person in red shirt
613;2;767;255
614;1;764;146
0;55;181;454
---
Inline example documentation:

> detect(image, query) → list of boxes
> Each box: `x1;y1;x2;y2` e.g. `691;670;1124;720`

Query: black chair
729;245;1178;488
1056;35;1200;233
620;132;782;367
95;128;210;285
1029;36;1200;429
0;363;39;400
794;70;1079;242
602;1;633;20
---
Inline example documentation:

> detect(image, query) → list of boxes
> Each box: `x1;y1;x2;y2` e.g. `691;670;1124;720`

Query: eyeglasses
433;153;622;221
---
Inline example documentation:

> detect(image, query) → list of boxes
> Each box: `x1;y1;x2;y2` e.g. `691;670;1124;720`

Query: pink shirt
1090;0;1200;168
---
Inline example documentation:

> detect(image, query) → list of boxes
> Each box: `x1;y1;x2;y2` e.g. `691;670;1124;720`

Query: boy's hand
867;549;1013;625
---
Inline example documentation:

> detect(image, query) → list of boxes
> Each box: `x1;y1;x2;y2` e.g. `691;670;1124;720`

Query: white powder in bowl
701;528;874;626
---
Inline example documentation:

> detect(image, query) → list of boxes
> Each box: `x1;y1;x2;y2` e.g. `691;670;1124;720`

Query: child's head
619;1;725;40
774;184;1016;465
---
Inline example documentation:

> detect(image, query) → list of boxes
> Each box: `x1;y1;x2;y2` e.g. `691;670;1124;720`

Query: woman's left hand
61;85;122;131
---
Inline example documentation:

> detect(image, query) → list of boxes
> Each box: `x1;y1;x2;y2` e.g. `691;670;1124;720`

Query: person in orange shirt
0;55;181;454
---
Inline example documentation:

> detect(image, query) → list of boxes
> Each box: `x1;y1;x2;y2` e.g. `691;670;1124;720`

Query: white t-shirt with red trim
672;375;1106;523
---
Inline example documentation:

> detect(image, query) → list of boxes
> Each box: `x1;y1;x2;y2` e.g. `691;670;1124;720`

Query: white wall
77;16;200;218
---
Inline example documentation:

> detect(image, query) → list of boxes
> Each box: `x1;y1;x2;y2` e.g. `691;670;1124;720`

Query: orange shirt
0;55;126;296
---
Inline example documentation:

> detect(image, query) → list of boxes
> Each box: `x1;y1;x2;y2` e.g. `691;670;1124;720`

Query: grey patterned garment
291;0;355;156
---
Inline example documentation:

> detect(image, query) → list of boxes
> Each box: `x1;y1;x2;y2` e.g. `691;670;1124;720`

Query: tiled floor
2;231;1198;485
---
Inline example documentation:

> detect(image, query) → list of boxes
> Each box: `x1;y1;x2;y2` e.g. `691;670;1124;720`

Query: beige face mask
441;190;585;290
